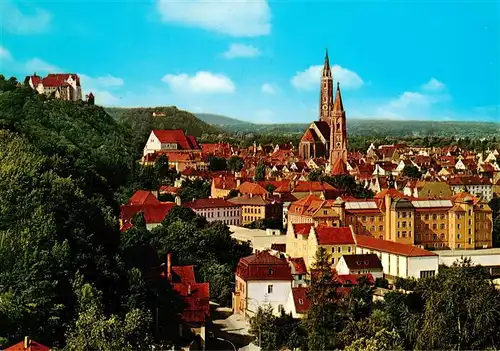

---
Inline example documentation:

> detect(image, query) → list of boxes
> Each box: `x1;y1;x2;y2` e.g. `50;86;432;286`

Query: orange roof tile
354;234;437;257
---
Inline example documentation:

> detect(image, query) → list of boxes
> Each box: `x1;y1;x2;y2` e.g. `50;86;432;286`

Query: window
278;304;284;313
468;238;472;245
457;234;461;239
433;214;437;220
433;234;437;240
433;224;437;230
402;221;407;228
370;216;374;222
338;247;341;253
402;212;407;218
457;214;461;219
267;285;273;294
440;214;445;220
468;219;472;225
457;224;461;229
331;248;335;253
468;209;472;216
268;269;274;275
348;246;351;253
440;234;445;240
379;225;383;231
425;214;429;220
362;216;366;222
468;228;472;235
440;223;445;230
331;257;335;264
420;270;435;278
323;210;328;215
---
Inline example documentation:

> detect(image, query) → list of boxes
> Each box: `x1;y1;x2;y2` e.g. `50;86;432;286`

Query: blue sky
0;0;499;123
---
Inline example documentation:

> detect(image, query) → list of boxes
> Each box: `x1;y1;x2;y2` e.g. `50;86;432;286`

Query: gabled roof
292;287;311;314
289;257;308;275
312;121;331;141
331;157;348;175
314;225;355;245
341;254;383;270
238;181;268;196
4;339;51;351
292;223;314;236
152;129;200;150
354;234;437;257
120;203;176;226
128;190;160;205
337;273;374;286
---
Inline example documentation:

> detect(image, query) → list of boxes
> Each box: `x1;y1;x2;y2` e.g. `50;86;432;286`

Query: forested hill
0;76;171;348
196;112;500;138
106;107;224;152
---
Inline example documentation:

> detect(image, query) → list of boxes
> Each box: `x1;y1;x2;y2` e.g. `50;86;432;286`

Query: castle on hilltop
298;50;348;175
25;73;83;102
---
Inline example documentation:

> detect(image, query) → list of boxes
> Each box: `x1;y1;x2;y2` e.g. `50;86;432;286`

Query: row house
403;180;453;198
228;194;283;226
286;223;356;268
183;198;242;226
448;176;493;201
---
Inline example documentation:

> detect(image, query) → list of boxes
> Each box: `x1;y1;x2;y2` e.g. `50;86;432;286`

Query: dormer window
298;299;304;304
268;269;274;275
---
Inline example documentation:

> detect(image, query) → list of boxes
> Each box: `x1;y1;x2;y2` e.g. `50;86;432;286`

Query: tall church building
299;50;348;175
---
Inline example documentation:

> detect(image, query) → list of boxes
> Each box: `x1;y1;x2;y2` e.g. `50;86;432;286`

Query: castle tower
329;82;348;173
319;49;334;124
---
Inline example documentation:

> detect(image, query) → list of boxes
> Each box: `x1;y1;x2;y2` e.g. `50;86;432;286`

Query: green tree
254;161;266;181
249;305;277;351
308;169;322;181
227;155;244;173
228;189;239;198
493;215;500;247
65;277;153;351
304;247;343;350
402;165;422;179
489;196;500;221
265;184;276;193
208;155;227;171
178;178;211;202
347;275;374;320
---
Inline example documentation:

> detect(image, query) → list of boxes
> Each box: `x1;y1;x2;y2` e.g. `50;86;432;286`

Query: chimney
24;336;30;349
236;178;241;187
167;253;172;281
187;283;192;295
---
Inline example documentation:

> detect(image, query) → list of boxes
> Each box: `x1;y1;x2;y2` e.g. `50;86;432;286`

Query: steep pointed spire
322;48;331;76
333;81;344;112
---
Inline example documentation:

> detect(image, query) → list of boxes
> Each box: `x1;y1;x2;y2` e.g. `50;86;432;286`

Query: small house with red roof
336;253;383;279
233;251;292;318
4;337;51;351
120;190;175;231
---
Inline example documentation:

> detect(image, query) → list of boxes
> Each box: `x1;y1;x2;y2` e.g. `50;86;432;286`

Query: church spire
322;48;331;77
333;81;344;112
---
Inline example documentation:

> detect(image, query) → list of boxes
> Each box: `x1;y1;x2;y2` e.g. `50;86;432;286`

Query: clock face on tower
322;104;328;111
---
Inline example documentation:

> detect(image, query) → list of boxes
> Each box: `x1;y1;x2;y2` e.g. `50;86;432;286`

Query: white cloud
222;43;260;59
261;83;276;94
0;46;12;60
291;64;364;90
96;74;124;87
25;58;60;73
79;73;124;106
422;78;445;92
0;0;52;34
157;0;271;37
161;71;235;94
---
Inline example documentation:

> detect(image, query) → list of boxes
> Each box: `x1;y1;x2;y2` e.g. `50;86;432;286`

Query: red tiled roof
289;257;308;275
314;226;355;245
39;73;80;87
354;234;437;257
159;185;180;194
374;188;405;199
5;340;51;351
292;223;313;236
184;198;239;209
169;265;210;323
337;274;374;286
152;130;200;150
331;157;348;175
213;176;237;190
238;181;268;196
128;190;160;205
120;203;176;225
236;251;292;281
292;287;310;314
342;254;383;270
293;181;337;192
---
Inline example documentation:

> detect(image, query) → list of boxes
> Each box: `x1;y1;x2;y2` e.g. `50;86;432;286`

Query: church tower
329;82;348;174
319;49;334;124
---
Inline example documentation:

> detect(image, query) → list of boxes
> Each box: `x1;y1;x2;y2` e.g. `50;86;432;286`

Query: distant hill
196;113;500;138
196;113;254;127
106;107;225;152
